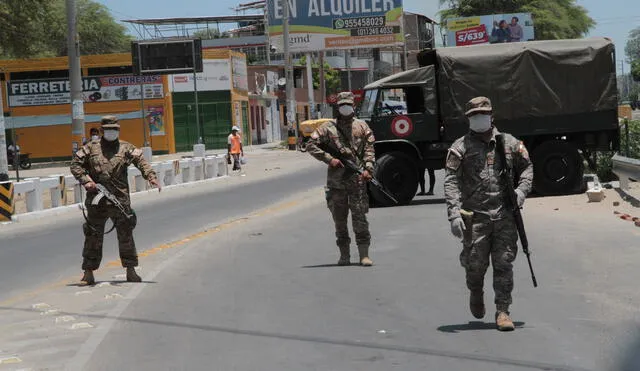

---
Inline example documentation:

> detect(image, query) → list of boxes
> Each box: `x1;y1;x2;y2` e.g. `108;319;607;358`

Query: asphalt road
1;155;640;371
0;151;325;302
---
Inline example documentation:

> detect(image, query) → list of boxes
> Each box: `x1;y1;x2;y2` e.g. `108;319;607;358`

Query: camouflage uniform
444;97;533;319
306;92;376;265
70;117;157;272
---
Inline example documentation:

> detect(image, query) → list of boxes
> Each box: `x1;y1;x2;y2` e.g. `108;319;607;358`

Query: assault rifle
319;144;399;205
91;183;137;228
495;135;538;288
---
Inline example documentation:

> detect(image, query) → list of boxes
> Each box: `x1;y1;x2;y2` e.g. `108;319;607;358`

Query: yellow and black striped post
0;182;14;222
59;176;67;205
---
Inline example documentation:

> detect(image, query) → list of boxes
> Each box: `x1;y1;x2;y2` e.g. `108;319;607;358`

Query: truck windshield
359;89;378;119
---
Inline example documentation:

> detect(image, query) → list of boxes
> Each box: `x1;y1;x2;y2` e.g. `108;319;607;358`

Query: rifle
88;183;137;229
319;144;399;204
495;135;538;288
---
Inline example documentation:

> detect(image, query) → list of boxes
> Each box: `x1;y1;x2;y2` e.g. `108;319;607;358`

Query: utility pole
66;0;84;155
282;0;296;133
0;83;8;178
305;53;315;119
319;51;326;118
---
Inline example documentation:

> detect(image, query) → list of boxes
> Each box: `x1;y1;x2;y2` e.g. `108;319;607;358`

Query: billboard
6;75;164;108
267;0;404;52
445;13;534;47
170;59;231;92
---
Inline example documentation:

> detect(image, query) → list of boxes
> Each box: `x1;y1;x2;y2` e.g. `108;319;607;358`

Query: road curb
8;175;231;224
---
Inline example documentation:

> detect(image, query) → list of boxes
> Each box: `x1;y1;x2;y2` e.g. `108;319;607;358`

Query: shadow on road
301;263;365;268
614;188;640;208
437;321;526;333
0;306;587;371
410;198;447;206
65;280;158;287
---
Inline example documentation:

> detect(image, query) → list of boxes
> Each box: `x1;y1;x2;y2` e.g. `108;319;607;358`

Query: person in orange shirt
227;126;244;171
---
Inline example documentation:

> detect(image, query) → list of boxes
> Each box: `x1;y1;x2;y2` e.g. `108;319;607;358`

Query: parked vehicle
359;38;620;206
298;118;334;152
7;150;32;170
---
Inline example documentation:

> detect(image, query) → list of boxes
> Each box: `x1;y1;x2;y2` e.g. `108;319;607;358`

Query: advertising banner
231;55;248;92
445;13;534;47
170;59;231;92
267;0;404;52
6;75;164;108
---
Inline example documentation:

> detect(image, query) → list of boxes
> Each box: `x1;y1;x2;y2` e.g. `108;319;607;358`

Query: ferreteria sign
6;75;164;108
267;0;404;52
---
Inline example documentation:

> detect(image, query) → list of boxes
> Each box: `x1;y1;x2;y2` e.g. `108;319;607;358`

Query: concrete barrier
7;154;229;222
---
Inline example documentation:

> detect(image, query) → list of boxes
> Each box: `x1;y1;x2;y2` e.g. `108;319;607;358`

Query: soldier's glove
450;217;466;239
515;189;526;208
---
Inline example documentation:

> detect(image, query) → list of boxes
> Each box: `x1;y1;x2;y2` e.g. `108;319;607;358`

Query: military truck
359;37;620;206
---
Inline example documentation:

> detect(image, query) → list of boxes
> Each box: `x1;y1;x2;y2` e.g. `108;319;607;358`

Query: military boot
337;245;350;266
495;311;515;331
358;246;373;266
126;267;142;282
469;290;485;319
80;270;95;286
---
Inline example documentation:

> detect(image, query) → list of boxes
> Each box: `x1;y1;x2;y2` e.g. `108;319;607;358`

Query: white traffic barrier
7;154;230;220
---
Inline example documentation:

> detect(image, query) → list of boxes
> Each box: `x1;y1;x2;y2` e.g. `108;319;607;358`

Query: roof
123;15;264;25
363;66;434;90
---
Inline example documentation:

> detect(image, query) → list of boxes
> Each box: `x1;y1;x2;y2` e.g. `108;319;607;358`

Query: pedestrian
83;127;100;145
227;125;244;172
306;91;376;266
417;167;436;195
443;97;533;331
70;115;161;286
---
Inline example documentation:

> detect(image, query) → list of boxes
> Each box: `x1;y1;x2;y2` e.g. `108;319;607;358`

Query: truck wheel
370;151;418;206
531;140;583;196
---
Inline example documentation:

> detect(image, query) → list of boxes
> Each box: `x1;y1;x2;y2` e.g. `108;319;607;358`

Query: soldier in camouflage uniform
306;92;376;266
70;116;161;285
444;97;533;331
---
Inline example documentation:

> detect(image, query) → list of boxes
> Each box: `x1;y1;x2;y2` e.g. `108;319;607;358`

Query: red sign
455;24;489;46
391;115;413;137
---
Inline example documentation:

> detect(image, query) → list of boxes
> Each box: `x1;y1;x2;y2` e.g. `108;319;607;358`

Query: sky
98;0;639;72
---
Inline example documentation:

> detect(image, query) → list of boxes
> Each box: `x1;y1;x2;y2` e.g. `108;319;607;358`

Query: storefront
0;53;175;161
169;50;250;151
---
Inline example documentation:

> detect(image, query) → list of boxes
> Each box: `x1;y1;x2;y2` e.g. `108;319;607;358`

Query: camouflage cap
465;96;493;116
101;115;120;129
336;91;355;106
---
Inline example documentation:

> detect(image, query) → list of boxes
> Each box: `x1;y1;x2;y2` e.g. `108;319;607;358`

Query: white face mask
468;114;492;133
103;130;119;142
91;135;100;141
338;105;354;117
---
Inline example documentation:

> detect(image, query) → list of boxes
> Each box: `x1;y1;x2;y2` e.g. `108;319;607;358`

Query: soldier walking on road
443;97;533;331
70;116;161;286
306;92;376;266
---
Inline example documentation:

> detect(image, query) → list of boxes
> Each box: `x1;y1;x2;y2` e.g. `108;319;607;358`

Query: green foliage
625;27;640;62
297;55;341;94
0;0;131;59
631;60;640;83
0;0;53;58
438;0;595;40
596;120;640;181
192;29;228;39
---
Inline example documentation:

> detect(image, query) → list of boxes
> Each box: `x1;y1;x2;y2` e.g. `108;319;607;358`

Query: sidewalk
4;142;285;180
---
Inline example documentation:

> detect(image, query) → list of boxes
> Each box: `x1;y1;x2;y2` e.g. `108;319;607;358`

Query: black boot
126;267;142;282
80;270;95;286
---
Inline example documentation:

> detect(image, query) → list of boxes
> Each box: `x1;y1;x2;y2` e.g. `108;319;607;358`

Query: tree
0;0;54;58
632;60;640;83
192;29;229;39
625;27;640;61
297;55;341;95
0;0;131;59
43;0;132;57
438;0;595;40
